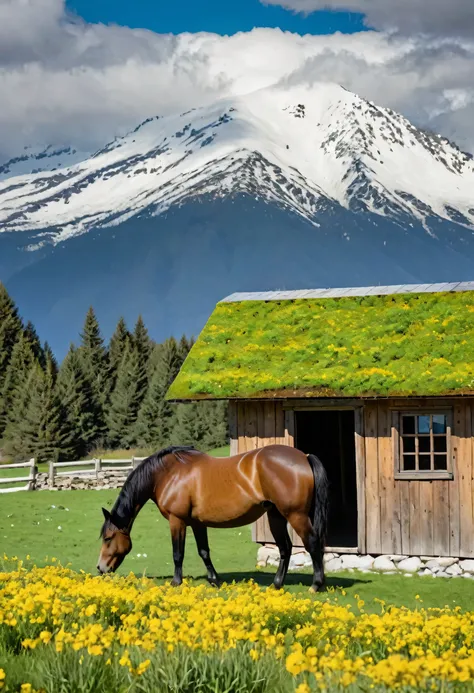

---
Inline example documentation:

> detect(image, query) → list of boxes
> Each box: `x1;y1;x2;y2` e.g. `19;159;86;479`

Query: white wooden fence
0;459;37;494
0;457;146;492
48;457;146;487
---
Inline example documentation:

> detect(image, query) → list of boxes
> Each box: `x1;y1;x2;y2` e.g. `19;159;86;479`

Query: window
394;411;452;480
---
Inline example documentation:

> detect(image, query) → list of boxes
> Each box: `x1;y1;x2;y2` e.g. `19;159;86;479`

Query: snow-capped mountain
1;82;474;356
1;83;473;242
0;144;91;182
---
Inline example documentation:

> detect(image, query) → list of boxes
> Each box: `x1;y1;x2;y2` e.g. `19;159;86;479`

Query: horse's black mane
100;445;198;537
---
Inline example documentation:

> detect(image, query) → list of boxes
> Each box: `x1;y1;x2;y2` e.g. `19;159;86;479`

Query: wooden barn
167;282;474;560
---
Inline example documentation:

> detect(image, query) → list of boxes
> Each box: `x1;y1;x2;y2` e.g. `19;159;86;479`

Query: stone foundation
257;544;474;578
34;472;126;491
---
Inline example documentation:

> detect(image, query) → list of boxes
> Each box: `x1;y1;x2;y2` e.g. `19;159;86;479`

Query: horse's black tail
307;454;329;550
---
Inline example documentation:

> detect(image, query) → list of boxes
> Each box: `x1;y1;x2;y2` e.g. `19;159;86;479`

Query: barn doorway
295;410;358;549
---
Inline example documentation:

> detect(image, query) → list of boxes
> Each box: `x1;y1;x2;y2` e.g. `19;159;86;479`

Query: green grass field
1;485;474;611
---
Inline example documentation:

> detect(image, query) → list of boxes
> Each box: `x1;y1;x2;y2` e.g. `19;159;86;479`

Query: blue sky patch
66;0;367;36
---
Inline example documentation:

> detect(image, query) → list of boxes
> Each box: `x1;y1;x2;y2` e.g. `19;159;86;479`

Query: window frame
393;409;453;480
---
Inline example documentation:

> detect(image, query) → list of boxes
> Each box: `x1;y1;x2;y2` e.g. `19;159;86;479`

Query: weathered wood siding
228;397;474;558
367;398;474;559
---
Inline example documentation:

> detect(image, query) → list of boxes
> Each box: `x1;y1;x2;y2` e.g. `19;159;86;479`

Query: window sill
395;471;453;481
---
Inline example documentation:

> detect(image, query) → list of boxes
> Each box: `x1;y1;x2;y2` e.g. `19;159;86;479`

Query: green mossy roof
166;291;474;400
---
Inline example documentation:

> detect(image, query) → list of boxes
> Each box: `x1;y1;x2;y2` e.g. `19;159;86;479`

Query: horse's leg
169;515;187;587
287;511;325;593
191;523;221;587
267;506;293;589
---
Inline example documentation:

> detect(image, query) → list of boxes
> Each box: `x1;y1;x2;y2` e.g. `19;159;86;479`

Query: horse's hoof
209;580;221;588
171;579;182;587
309;585;320;594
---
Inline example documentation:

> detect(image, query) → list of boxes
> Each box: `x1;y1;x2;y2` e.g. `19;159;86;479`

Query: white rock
341;555;375;570
446;563;463;576
426;563;442;574
359;555;375;570
373;556;396;571
289;553;312;570
387;555;408;563
459;560;474;572
430;557;458;568
419;569;432;576
402;573;413;577
325;557;343;572
256;561;266;568
257;546;277;565
324;553;337;561
462;573;474;579
397;557;422;573
436;571;450;578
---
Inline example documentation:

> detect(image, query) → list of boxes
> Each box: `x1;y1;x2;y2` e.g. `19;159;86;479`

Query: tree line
0;283;227;463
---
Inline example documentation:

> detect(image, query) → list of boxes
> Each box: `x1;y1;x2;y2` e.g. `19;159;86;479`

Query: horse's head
97;508;132;574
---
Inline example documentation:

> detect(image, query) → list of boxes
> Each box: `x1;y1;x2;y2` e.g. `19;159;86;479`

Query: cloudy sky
0;0;473;161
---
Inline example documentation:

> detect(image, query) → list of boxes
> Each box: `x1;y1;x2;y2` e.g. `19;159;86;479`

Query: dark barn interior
295;410;358;548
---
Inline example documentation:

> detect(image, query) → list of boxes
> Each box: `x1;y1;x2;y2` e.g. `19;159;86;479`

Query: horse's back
254;444;314;514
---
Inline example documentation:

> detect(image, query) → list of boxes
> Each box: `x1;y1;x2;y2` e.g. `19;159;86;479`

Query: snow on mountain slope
1;82;473;247
0;144;91;182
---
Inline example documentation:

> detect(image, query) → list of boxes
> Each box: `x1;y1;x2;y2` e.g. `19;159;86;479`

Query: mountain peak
0;82;473;246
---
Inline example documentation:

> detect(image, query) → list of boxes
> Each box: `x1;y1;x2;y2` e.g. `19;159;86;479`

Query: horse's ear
102;507;111;521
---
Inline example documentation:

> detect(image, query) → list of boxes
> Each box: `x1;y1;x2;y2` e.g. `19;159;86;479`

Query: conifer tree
134;339;180;448
43;342;58;381
108;317;131;385
0;334;36;439
177;335;192;366
77;307;108;434
133;315;152;366
171;403;198;446
57;345;101;457
3;360;73;462
0;283;23;388
107;345;142;448
23;321;44;366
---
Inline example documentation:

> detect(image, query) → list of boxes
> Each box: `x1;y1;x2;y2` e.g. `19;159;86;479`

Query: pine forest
0;283;228;463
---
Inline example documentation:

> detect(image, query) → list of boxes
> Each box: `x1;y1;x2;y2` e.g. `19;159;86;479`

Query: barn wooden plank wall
229;397;474;558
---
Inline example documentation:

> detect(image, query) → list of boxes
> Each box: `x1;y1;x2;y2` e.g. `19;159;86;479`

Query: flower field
2;559;474;692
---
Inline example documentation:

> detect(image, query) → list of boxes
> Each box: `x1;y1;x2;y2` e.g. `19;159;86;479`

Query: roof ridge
219;281;474;303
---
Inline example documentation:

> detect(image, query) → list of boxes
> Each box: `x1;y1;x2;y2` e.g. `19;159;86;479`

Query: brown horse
98;444;328;591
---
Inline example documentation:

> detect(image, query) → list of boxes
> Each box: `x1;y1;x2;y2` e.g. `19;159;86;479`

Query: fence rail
48;457;146;487
0;459;37;494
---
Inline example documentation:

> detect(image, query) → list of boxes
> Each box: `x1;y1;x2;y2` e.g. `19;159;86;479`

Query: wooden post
49;460;55;487
28;458;36;491
94;458;101;479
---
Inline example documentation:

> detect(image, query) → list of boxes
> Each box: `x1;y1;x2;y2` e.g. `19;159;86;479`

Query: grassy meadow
2;442;474;692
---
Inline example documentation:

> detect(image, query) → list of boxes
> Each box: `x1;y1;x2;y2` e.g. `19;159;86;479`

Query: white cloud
0;0;473;160
261;0;474;37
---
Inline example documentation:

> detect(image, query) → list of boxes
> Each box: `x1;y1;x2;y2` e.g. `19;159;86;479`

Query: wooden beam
354;407;367;555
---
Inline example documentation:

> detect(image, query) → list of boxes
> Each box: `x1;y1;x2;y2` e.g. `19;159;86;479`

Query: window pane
419;454;431;471
403;416;415;434
434;437;447;453
434;455;448;471
419;436;431;453
418;415;430;434
403;437;416;453
432;415;447;434
403;455;416;471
